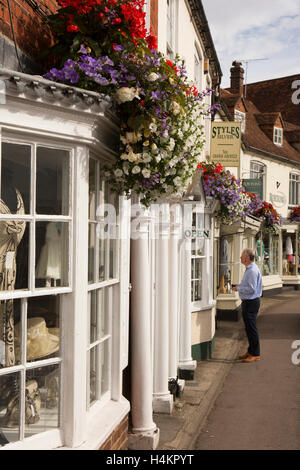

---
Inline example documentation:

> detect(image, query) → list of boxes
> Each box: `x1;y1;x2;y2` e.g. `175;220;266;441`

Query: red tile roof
244;75;300;127
221;81;300;165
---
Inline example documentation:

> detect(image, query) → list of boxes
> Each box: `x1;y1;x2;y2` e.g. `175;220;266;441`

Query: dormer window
234;110;246;133
274;127;283;146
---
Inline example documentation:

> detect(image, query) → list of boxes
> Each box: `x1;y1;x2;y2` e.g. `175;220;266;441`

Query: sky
202;0;300;88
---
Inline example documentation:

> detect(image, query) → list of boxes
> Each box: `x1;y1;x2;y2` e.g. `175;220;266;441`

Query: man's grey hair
243;248;255;261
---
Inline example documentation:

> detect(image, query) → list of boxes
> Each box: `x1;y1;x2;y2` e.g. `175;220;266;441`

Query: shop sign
269;191;286;208
184;228;210;239
242;178;264;200
210;122;241;167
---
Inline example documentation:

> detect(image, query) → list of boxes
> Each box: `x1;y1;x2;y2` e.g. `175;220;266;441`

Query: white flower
142;168;151;178
114;87;140;104
173;176;182;186
128;151;138;163
167;138;175;151
114;168;123;178
121;153;128;160
122;162;129;175
170;101;182;115
120;135;128;145
149;123;158;133
151;143;158;151
148;72;159;82
143;140;150;146
125;131;142;144
143;153;152;163
132;165;141;174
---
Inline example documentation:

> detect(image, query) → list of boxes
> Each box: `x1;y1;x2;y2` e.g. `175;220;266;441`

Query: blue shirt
237;262;262;300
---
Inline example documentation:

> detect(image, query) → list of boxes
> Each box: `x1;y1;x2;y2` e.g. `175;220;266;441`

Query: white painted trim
61;397;130;450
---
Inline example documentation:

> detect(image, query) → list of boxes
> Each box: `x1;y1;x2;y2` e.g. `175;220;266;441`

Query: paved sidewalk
155;287;300;450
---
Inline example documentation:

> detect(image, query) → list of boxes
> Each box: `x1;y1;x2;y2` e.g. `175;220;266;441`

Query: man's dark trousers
241;298;260;356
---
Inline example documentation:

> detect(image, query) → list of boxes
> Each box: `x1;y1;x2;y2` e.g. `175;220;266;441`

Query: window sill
61;396;130;450
191;300;216;313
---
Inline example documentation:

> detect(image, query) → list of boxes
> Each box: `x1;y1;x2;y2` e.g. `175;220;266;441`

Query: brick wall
150;0;158;37
0;0;57;62
99;415;129;450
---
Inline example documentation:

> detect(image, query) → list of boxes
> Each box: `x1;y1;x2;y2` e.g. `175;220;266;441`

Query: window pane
0;221;29;292
36;222;69;288
89;158;96;220
89;345;99;406
99;287;109;338
100;340;110;397
0;372;21;444
1;143;31;214
99;235;107;282
36;147;69;215
0;299;21;368
25;364;60;438
90;290;97;344
88;223;96;284
23;295;60;363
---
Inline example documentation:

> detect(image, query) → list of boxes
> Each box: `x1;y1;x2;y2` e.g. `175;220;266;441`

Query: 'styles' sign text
210;122;241;167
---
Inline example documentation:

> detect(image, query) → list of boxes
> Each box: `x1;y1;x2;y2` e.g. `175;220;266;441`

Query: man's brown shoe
239;352;250;360
242;355;260;363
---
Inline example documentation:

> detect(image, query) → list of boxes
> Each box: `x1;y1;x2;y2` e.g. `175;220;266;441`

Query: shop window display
282;232;298;276
0;140;70;446
218;236;236;294
255;232;279;276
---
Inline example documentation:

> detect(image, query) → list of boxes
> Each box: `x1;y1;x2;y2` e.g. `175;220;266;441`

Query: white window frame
289;173;300;206
194;44;203;91
234;109;246;133
0;132;74;449
0;130;129;450
166;0;176;59
274;127;283;146
250;160;265;200
191;206;214;312
86;155;120;412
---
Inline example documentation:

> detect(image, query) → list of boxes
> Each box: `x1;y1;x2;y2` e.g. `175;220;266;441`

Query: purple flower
113;44;124;52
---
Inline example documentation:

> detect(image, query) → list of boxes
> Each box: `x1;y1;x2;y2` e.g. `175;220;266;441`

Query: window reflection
36;147;69;216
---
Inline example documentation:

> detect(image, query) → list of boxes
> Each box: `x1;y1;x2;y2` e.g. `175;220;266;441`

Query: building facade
215;62;300;320
0;0;222;451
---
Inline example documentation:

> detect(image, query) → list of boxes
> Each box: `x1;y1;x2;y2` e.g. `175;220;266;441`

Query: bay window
191;208;213;309
0;137;72;447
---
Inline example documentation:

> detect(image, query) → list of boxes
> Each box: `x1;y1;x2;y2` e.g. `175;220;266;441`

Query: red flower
146;33;157;50
67;24;79;32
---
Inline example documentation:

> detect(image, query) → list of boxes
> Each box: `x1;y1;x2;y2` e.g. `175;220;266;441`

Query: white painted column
178;203;197;379
153;203;173;414
128;198;159;450
168;204;181;379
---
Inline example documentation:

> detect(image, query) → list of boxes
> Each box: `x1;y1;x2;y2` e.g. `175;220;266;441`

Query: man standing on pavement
232;248;262;363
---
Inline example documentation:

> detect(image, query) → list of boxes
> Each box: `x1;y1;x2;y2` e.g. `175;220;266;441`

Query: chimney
230;61;244;96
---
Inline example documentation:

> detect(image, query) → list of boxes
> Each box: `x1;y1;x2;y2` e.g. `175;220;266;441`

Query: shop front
281;224;300;288
255;229;282;294
216;215;261;321
0;70;130;450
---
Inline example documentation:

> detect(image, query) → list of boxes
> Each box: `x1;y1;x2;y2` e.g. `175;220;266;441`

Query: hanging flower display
43;0;219;205
288;206;300;223
244;191;263;214
253;201;281;233
198;162;252;224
